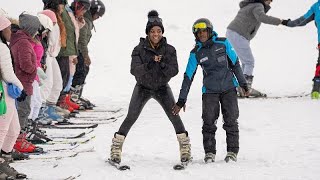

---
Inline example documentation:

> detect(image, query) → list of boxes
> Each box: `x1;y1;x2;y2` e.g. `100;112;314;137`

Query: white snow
2;0;320;179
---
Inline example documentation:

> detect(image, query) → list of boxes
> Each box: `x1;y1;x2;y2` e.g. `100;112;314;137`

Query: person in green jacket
71;0;106;109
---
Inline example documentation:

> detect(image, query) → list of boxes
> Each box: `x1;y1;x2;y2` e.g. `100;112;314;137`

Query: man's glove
281;19;290;26
239;83;250;96
17;90;27;102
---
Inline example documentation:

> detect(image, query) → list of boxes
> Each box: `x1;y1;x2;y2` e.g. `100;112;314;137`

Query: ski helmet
90;0;105;17
192;18;213;38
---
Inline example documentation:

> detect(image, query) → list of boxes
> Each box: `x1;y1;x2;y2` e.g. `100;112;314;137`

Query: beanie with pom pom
145;10;164;34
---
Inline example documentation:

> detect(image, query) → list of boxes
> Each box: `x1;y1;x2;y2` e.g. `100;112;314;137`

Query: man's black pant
56;56;70;90
72;52;89;87
118;84;186;136
202;89;239;154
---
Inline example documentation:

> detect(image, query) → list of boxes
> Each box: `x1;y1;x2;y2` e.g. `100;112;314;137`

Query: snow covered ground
2;0;320;179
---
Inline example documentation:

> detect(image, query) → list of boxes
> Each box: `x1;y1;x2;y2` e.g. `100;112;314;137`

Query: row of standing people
108;0;320;167
0;0;105;179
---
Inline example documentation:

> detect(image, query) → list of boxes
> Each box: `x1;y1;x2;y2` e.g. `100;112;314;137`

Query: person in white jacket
0;15;27;179
38;10;66;124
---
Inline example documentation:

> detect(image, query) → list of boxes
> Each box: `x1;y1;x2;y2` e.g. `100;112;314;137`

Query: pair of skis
106;159;190;171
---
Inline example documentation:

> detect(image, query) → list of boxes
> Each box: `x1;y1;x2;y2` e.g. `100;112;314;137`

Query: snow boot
311;77;320;99
0;158;26;179
204;152;215;163
110;133;125;163
224;152;237;162
177;133;192;163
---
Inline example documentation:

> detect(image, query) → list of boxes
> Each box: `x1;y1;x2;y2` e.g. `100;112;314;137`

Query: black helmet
90;0;105;17
192;18;214;38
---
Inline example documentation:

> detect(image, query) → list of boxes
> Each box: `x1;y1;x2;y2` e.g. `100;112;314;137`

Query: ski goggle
193;22;207;33
148;17;162;23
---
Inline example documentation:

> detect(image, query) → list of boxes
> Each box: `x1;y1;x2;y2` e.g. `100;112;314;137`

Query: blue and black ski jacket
177;32;247;106
287;0;320;43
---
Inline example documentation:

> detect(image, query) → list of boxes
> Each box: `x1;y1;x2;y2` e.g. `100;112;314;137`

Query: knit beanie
40;9;57;24
145;10;164;34
19;13;41;37
0;15;11;31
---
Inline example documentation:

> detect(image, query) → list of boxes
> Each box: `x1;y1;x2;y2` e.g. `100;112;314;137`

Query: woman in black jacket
108;10;191;165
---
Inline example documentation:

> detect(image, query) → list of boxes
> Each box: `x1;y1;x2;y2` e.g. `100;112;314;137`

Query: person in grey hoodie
226;0;284;96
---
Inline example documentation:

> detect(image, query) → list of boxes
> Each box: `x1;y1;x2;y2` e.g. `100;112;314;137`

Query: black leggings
118;84;186;136
72;52;89;87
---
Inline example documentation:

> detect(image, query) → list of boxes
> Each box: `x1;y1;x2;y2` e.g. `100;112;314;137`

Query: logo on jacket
200;57;209;63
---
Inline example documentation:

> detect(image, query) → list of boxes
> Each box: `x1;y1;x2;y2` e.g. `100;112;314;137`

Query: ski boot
11;150;29;161
110;133;125;163
0;169;14;180
204;152;215;163
224;152;237;162
311;77;320;99
177;132;192;163
0;158;26;179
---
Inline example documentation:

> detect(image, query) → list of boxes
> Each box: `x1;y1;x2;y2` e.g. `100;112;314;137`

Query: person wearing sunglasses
226;0;285;97
172;18;248;163
71;0;106;110
109;10;191;166
282;1;320;99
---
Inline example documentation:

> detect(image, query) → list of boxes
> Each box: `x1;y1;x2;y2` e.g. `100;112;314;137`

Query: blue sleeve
287;4;315;27
225;39;247;86
224;39;238;65
178;52;198;104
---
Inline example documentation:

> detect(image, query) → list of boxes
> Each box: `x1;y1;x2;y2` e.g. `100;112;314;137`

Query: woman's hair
0;31;7;45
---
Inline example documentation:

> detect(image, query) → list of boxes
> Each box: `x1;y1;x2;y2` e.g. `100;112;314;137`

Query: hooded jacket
9;30;37;95
130;37;179;90
78;11;93;57
177;32;247;106
0;42;23;90
286;0;320;43
227;0;281;40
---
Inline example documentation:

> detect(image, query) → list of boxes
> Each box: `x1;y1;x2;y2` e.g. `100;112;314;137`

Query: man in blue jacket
283;1;320;99
172;18;249;163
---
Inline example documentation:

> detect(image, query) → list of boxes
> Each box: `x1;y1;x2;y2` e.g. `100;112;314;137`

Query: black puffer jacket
130;37;178;90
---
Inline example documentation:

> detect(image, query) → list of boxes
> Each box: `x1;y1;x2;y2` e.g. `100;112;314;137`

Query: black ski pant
72;52;89;87
202;88;239;154
57;56;70;94
118;84;186;136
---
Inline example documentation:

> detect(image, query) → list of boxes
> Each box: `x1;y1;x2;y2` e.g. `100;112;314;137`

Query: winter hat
0;15;11;31
145;10;164;34
40;10;57;24
19;12;42;37
38;13;54;31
